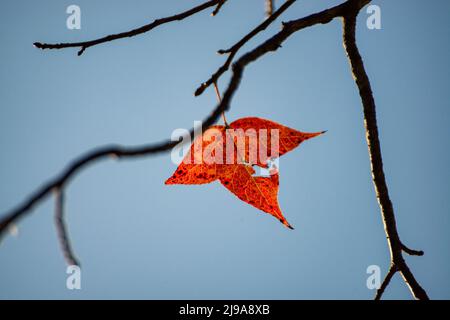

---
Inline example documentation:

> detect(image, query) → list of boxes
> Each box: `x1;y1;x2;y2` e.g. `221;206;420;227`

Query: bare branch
195;0;296;97
265;0;275;17
342;5;428;300
54;188;79;267
375;265;397;300
401;243;424;256
211;0;228;16
33;0;223;56
0;105;225;240
398;259;429;300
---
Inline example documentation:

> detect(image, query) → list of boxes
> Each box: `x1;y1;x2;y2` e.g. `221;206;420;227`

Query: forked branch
33;0;225;56
342;7;428;300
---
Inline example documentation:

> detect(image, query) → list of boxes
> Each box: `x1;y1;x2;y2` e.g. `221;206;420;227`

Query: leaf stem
213;81;229;127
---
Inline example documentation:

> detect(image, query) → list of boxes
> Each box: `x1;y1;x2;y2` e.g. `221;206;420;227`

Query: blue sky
0;0;449;299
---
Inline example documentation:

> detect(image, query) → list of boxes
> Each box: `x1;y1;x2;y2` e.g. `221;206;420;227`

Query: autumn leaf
165;126;226;185
165;117;324;229
228;117;325;168
218;165;292;229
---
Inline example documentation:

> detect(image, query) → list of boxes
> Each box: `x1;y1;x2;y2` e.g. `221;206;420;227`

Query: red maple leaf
165;117;324;229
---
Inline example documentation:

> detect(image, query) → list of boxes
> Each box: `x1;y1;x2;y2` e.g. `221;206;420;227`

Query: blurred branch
266;0;275;17
33;0;224;56
375;264;396;300
54;188;79;266
342;6;428;300
0;109;224;242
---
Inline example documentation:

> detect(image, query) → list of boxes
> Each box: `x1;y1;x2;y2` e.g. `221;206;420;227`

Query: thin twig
266;0;275;17
375;264;396;300
54;188;79;267
342;4;428;299
211;0;228;16
33;0;223;56
401;243;424;256
213;81;228;126
195;0;296;96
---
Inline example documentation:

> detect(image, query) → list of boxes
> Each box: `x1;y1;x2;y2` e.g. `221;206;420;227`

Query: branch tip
217;49;229;55
265;0;275;18
77;47;86;56
211;0;227;16
33;0;223;56
54;188;80;267
401;243;424;256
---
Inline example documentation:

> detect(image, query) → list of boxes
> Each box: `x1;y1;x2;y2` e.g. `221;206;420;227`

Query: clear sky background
0;0;449;299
